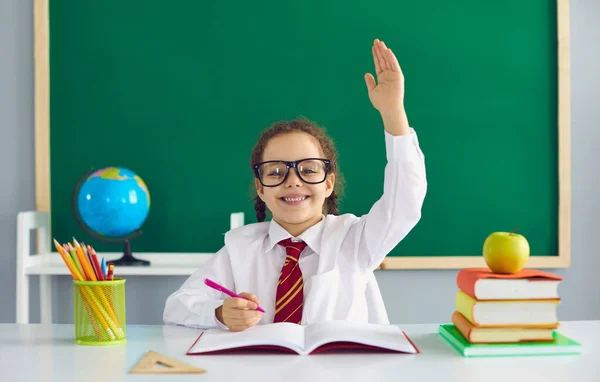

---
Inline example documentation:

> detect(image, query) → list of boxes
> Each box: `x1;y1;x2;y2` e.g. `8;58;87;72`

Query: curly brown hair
249;117;344;222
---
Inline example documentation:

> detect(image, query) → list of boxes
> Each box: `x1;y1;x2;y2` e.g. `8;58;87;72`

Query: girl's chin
275;211;322;226
270;199;323;225
278;213;310;224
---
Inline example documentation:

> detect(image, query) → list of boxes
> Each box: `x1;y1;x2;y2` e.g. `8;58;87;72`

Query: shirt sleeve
162;246;233;330
340;127;427;271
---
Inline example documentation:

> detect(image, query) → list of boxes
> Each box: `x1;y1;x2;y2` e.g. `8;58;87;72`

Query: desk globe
73;166;151;266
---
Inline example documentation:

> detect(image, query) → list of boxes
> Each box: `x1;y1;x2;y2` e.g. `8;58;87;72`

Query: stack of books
439;268;581;357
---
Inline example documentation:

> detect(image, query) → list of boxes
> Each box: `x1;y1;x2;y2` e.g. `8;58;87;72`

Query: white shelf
24;253;214;276
16;210;241;324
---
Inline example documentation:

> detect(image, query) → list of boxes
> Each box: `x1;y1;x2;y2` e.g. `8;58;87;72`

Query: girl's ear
254;178;265;201
325;173;335;198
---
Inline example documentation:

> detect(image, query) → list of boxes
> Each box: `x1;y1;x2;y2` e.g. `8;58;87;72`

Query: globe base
108;240;151;267
109;256;150;267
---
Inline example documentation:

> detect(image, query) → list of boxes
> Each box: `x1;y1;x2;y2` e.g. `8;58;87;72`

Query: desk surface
1;321;599;382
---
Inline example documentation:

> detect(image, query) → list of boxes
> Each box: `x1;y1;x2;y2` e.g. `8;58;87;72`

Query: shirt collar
266;216;324;255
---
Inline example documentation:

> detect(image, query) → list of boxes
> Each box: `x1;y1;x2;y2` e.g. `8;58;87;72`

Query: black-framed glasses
253;158;331;187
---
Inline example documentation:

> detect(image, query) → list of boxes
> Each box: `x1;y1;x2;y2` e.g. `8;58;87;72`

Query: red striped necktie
273;238;307;324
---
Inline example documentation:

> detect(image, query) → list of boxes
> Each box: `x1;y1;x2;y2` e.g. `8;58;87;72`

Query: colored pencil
52;238;124;340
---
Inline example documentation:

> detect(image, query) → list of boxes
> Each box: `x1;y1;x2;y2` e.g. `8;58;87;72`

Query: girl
163;39;427;331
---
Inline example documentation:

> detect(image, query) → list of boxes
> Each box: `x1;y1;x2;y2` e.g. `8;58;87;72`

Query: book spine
451;311;473;342
456;271;478;299
455;291;478;326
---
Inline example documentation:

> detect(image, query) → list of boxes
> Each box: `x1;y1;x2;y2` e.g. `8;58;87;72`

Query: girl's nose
284;169;303;187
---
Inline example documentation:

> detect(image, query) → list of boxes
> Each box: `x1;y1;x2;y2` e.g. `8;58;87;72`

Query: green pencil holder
73;278;127;346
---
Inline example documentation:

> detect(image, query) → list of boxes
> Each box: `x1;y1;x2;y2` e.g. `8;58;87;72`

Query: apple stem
509;227;520;235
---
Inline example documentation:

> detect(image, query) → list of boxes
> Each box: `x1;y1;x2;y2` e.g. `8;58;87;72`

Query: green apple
482;231;530;274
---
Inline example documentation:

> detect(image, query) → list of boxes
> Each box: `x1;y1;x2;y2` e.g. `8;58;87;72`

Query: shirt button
291;237;302;242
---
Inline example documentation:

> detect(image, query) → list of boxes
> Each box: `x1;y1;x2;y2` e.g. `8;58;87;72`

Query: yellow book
455;290;559;328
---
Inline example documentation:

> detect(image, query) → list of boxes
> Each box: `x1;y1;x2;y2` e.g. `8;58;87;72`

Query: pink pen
204;278;266;313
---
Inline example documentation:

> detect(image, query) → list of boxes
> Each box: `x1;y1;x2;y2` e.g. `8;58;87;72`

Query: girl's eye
267;169;284;177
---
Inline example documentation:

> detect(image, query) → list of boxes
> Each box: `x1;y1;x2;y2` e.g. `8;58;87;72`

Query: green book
438;324;581;357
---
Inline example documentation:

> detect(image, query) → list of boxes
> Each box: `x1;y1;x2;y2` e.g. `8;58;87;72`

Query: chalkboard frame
32;0;571;270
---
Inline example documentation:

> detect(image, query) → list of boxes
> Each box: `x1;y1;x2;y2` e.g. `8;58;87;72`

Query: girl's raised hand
364;39;405;117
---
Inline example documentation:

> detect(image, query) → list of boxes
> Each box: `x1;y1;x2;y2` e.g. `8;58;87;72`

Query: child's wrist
380;108;410;136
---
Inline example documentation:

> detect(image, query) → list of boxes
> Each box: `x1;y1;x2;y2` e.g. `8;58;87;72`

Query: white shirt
163;128;427;329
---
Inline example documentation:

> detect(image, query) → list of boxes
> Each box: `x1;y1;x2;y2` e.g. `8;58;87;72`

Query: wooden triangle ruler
129;350;206;374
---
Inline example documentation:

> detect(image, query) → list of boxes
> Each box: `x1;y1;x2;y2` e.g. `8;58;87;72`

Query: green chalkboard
48;0;562;262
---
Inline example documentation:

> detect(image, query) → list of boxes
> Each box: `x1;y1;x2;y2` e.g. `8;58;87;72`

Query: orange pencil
53;239;83;281
53;239;104;339
73;240;122;333
74;241;121;338
71;241;96;281
55;239;121;339
81;243;99;279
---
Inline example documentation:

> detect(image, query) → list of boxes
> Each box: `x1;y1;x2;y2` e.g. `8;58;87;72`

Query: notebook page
188;322;305;354
304;320;417;354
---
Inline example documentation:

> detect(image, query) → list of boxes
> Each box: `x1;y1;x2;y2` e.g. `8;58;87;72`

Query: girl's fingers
378;40;390;71
364;73;376;91
372;46;382;75
227;315;259;324
230;298;257;310
230;308;261;319
226;315;261;331
387;48;402;73
239;292;260;306
374;39;388;72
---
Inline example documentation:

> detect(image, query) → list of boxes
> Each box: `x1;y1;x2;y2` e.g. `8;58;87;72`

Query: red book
457;268;563;301
186;321;419;355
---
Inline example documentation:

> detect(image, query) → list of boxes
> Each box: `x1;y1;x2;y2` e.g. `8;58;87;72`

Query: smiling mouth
280;196;309;204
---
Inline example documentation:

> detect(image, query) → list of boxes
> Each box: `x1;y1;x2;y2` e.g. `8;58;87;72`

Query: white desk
0;321;598;382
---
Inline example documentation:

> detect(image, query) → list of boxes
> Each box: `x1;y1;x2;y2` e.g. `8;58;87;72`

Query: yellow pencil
81;291;103;340
56;239;120;338
67;245;83;277
53;239;84;281
79;285;116;340
93;281;122;334
72;239;123;336
53;239;105;339
71;241;96;281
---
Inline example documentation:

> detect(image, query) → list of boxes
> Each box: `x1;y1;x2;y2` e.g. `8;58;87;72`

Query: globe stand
72;167;151;267
109;239;150;267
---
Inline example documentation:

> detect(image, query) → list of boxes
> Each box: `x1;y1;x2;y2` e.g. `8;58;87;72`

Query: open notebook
186;321;419;355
